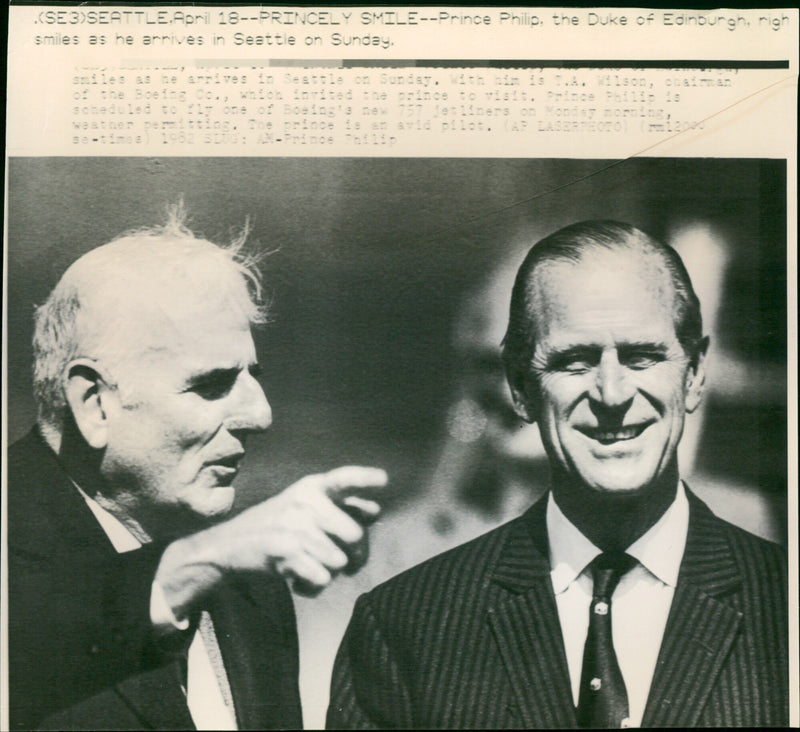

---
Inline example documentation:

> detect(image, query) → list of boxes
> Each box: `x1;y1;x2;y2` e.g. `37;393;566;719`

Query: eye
188;371;239;400
620;348;665;370
550;349;599;374
562;360;592;374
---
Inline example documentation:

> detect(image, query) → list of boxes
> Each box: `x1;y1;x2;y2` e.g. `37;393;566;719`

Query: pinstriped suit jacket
327;490;788;728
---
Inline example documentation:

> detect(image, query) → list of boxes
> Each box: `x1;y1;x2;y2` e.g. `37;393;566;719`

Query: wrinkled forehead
527;250;680;338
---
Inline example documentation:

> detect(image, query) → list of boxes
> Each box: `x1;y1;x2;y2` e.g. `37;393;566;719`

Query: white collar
548;482;689;594
74;484;150;553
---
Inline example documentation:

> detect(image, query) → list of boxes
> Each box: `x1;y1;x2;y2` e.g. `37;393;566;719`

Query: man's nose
591;350;635;408
226;373;272;433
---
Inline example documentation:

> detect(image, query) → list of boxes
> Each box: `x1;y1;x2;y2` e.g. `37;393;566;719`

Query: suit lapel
642;490;743;727
209;584;263;730
211;578;299;730
487;498;577;728
10;428;115;558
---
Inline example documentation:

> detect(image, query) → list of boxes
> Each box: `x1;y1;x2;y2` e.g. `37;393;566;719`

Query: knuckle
288;474;319;494
275;533;302;558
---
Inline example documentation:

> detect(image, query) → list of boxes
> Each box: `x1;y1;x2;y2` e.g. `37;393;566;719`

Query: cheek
536;374;586;421
161;397;221;443
117;407;212;475
636;367;690;413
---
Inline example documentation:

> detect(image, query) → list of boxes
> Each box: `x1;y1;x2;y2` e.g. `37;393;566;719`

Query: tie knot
589;552;635;599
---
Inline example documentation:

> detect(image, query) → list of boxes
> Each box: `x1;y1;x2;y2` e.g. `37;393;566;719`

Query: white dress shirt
547;482;689;727
77;488;237;730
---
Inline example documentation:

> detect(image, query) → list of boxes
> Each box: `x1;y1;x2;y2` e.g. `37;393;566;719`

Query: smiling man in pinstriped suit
327;221;788;729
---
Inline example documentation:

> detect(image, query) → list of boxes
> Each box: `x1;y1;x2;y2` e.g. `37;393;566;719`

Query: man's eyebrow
182;364;259;387
535;344;599;369
545;339;669;353
537;341;670;367
546;343;603;363
617;341;669;354
548;344;597;358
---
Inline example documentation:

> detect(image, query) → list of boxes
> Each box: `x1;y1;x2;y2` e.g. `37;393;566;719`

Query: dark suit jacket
327;489;788;728
8;428;302;730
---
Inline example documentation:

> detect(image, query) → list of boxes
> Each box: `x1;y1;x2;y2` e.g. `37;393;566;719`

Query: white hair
33;202;269;435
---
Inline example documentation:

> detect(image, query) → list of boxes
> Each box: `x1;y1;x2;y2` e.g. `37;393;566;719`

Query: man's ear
684;336;710;414
507;367;537;424
64;359;118;449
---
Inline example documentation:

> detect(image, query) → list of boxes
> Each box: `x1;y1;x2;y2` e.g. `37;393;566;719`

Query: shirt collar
74;483;150;553
627;481;689;587
547;482;689;593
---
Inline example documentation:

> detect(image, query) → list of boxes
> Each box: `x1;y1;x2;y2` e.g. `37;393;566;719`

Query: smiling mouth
577;423;651;444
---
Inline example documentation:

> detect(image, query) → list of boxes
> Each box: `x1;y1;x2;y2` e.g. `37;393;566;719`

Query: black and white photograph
4;3;797;730
4;156;790;728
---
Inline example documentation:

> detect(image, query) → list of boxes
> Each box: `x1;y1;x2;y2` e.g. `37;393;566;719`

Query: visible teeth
592;426;642;441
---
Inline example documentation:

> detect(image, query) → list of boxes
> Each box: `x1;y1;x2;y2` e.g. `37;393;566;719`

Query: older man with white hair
8;208;387;730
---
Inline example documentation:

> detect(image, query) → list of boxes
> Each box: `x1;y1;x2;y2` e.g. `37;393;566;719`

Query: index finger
321;466;389;498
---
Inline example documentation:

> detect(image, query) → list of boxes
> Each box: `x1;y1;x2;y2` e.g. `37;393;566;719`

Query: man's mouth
207;453;245;473
577;423;651;444
205;453;244;487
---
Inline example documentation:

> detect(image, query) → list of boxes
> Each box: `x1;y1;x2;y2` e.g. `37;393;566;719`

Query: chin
194;486;236;519
582;466;657;496
591;483;651;497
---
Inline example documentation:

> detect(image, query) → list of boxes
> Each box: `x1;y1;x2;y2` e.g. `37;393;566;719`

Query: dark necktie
576;552;636;729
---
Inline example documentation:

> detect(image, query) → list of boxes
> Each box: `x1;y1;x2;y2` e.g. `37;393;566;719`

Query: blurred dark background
6;157;787;536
